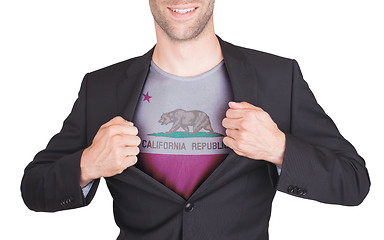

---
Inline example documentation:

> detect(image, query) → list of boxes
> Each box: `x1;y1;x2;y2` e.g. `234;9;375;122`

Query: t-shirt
132;60;234;199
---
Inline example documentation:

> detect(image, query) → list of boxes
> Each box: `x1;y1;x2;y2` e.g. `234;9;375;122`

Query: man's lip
168;4;199;10
167;6;198;18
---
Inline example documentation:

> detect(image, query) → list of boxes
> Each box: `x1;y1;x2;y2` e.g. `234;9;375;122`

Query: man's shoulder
86;55;144;81
85;46;153;86
221;39;293;66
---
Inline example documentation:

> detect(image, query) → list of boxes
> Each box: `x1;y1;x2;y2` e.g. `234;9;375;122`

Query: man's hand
222;101;286;168
80;116;141;188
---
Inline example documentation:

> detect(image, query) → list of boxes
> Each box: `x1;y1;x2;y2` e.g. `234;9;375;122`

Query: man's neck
152;23;223;77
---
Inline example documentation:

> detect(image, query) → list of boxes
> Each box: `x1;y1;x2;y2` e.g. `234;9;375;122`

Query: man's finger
223;136;236;149
226;108;252;119
112;134;141;147
225;128;241;140
222;118;241;130
120;146;140;157
225;128;235;137
122;155;138;168
104;124;139;136
223;136;243;154
103;116;134;128
223;136;247;157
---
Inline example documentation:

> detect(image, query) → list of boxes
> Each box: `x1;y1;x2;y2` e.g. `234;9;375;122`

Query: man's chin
165;28;206;42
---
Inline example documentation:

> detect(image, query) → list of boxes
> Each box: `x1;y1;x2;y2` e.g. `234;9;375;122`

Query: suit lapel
218;36;260;106
116;46;154;122
115;37;261;201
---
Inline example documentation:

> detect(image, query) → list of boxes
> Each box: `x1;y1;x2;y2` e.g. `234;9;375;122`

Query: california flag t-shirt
132;60;234;199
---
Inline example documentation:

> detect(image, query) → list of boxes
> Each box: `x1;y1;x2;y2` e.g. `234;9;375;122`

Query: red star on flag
143;91;152;103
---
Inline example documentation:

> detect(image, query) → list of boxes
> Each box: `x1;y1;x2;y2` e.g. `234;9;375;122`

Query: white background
1;0;383;239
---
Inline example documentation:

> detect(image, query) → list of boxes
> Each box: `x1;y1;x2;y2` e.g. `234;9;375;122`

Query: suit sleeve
276;59;370;206
21;74;100;212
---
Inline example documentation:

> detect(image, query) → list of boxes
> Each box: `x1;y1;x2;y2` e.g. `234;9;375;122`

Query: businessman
21;0;370;239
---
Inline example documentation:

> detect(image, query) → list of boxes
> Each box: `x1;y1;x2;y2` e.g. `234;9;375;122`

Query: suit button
298;188;307;196
287;185;295;193
185;202;194;212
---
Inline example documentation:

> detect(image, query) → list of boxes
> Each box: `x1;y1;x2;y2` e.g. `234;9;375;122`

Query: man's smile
167;6;198;18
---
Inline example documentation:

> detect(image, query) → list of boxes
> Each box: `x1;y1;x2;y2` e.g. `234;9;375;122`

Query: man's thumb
228;101;258;109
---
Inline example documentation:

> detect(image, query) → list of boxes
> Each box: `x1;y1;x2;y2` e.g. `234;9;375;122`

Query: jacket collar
117;35;259;122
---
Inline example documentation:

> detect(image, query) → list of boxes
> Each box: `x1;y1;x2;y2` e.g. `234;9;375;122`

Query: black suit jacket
21;36;370;240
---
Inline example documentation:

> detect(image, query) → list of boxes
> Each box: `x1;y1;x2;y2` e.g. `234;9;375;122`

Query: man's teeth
171;8;196;14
